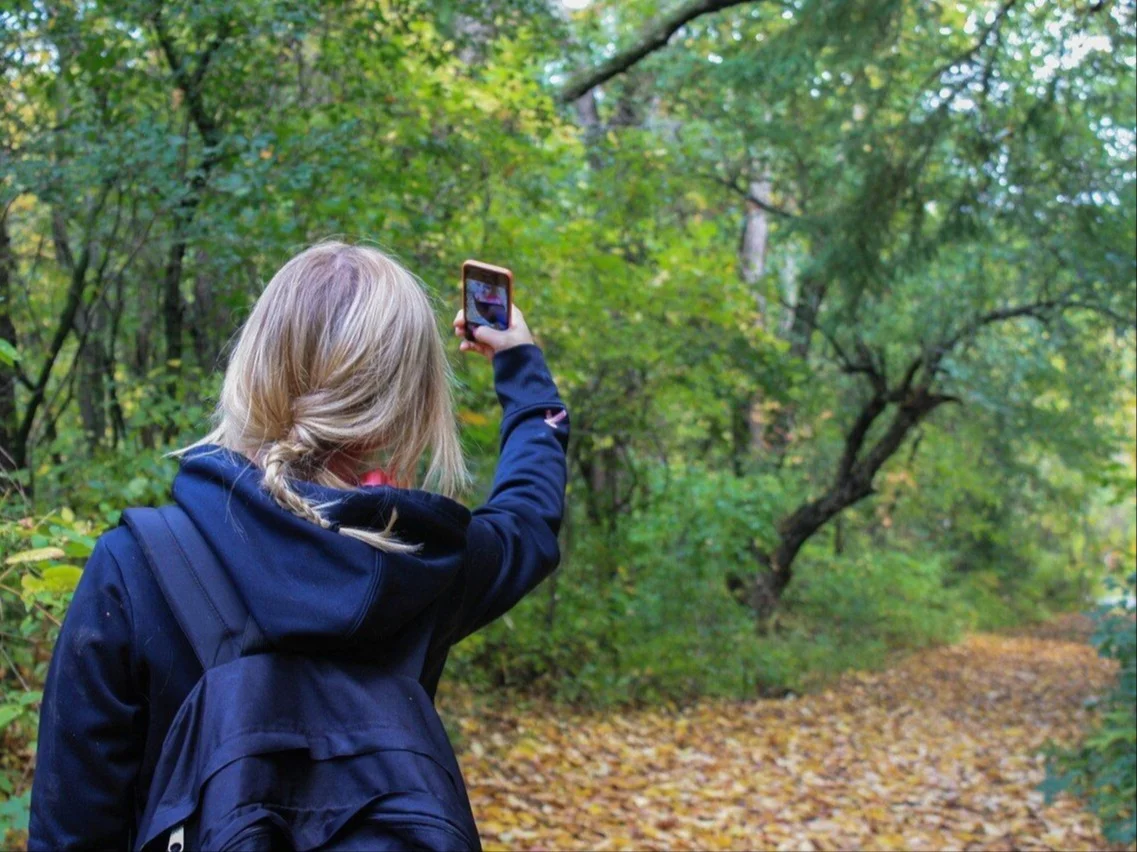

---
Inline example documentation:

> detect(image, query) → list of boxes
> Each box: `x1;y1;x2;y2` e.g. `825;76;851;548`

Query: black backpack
122;506;480;851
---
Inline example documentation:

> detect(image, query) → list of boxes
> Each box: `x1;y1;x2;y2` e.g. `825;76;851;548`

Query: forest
2;0;1135;848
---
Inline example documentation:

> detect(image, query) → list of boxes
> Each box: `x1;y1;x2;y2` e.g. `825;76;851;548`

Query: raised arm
451;307;569;638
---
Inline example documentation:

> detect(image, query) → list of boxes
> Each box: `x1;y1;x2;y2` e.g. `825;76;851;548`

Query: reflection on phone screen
465;279;509;331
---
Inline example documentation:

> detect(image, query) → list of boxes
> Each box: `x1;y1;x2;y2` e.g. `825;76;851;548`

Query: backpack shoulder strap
122;505;266;669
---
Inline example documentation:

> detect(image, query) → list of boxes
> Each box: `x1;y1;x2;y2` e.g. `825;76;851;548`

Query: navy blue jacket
29;344;568;850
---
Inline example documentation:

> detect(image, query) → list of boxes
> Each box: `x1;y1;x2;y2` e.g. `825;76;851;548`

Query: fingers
455;304;530;359
453;311;479;347
459;339;494;359
458;326;494;358
453;309;468;335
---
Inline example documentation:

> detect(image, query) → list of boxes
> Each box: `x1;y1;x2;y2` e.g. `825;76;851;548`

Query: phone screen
464;274;510;331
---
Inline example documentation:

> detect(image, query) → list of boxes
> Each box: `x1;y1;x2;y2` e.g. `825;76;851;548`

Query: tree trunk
761;272;828;458
739;175;772;453
190;250;218;368
574;89;604;170
736;385;953;620
785;274;827;361
151;11;231;426
740;178;771;291
9;178;112;471
75;299;109;452
163;235;187;373
11;240;93;470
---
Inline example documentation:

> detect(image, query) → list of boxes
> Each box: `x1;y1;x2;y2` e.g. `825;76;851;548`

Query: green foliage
794;549;970;648
744;548;970;695
0;0;1133;832
449;465;1044;704
0;506;95;837
1043;574;1137;846
450;465;786;705
0;341;18;367
0;791;30;850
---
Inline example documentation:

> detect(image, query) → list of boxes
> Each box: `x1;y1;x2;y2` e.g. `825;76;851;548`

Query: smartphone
462;260;513;341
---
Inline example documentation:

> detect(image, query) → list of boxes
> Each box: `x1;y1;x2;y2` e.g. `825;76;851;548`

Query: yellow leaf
459;409;490;427
5;546;67;565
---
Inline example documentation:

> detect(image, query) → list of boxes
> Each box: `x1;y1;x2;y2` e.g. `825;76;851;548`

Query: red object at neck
325;450;393;487
359;468;393;487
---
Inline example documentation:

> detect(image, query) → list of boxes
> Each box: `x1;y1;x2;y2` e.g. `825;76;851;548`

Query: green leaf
0;791;31;834
0;339;18;365
0;705;22;731
37;564;84;591
17;691;42;707
56;528;97;557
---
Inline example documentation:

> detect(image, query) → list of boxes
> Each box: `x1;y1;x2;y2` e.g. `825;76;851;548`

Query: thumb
471;323;508;347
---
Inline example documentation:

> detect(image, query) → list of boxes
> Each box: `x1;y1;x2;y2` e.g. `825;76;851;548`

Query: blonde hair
182;241;466;552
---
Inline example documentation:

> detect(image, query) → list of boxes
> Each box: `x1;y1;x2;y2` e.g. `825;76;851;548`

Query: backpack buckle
167;824;185;852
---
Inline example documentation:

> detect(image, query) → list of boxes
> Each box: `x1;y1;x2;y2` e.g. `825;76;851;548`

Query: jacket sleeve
455;344;569;640
28;538;144;851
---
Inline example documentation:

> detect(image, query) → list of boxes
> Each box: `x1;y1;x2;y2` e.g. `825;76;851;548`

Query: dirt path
448;617;1116;851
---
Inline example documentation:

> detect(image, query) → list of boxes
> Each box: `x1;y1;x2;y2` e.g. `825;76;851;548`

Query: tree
557;0;1136;617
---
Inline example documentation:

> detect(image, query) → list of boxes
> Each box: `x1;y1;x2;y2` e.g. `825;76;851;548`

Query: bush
0;506;96;846
1043;573;1137;846
447;511;772;706
789;549;970;648
449;465;982;703
954;568;1056;630
748;549;972;694
447;464;788;705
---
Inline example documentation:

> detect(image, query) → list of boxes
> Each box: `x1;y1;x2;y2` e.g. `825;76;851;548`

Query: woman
28;242;568;850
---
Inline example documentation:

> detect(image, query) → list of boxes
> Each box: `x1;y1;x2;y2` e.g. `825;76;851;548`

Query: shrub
0;506;96;846
449;465;983;703
789;549;971;649
1043;573;1137;846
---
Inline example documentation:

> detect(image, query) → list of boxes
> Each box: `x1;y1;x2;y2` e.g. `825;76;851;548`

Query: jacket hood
171;445;471;652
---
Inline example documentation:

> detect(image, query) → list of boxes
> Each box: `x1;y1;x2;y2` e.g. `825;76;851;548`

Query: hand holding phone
453;304;534;359
456;260;534;359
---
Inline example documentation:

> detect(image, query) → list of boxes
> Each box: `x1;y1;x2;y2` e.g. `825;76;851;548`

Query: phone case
462;260;513;341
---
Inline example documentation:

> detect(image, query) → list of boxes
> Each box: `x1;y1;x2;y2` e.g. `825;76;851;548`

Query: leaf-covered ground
447;617;1118;851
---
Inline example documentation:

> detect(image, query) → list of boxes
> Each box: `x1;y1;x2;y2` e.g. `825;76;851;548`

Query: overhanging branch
701;171;800;219
933;296;1072;367
558;0;761;103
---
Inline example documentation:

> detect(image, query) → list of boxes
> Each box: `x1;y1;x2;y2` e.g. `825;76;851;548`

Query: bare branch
12;365;33;391
772;294;882;388
558;0;764;104
837;392;888;483
700;170;800;219
933;297;1069;365
189;21;230;93
11;178;114;466
851;388;958;487
151;7;229;151
890;355;924;400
